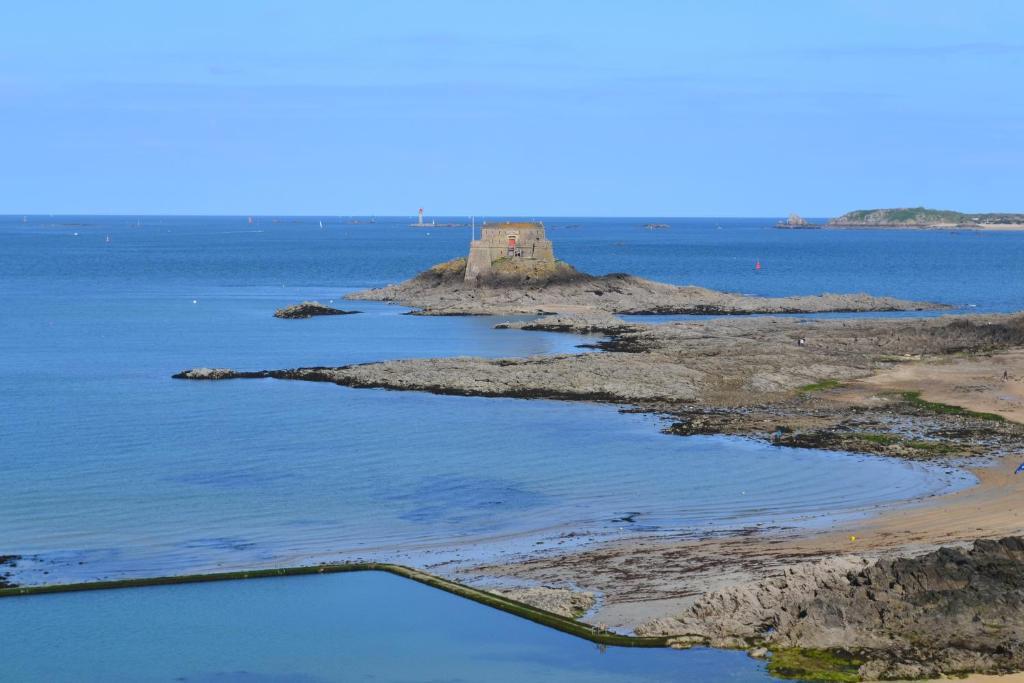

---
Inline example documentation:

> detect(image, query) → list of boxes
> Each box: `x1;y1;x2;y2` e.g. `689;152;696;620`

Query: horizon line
3;212;832;219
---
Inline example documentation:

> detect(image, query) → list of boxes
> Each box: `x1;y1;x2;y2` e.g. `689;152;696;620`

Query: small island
774;213;819;229
273;301;359;319
346;221;944;316
778;207;1024;230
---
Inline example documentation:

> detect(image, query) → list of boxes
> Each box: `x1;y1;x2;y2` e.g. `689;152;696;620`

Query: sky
1;1;1022;216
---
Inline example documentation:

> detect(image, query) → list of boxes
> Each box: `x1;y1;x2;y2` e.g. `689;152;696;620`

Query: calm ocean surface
3;215;1022;680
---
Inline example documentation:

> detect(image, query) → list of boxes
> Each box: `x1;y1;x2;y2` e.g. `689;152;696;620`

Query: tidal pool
1;571;776;682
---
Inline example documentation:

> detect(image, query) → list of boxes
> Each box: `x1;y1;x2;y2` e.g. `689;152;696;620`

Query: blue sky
2;1;1022;216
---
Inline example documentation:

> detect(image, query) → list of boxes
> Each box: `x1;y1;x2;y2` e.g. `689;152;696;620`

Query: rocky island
826;208;1024;229
346;221;944;316
273;301;359;319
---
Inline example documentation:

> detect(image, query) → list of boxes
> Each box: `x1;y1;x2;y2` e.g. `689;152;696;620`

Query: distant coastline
777;207;1024;231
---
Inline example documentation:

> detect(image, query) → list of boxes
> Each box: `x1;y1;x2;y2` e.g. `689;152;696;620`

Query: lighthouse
418;208;424;226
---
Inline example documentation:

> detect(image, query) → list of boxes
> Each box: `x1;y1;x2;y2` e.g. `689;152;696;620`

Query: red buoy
755;259;762;271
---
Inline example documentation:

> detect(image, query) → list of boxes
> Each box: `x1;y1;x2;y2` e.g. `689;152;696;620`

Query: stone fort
464;221;556;282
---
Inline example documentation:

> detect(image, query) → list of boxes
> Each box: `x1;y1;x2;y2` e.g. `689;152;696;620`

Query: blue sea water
2;215;1022;680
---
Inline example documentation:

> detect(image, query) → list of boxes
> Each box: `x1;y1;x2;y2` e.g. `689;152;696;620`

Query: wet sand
851;349;1024;423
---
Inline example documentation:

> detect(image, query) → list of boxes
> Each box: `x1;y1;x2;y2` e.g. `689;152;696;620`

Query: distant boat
105;235;111;244
248;216;254;225
319;220;324;229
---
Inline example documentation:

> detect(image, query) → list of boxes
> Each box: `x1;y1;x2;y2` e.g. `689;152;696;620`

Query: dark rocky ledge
641;537;1024;680
273;301;359;319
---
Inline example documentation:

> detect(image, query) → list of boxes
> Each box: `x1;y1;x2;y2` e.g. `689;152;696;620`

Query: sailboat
319;220;324;229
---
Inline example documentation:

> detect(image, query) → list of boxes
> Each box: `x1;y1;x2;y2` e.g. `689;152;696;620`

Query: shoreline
462;341;1024;620
170;309;1024;678
467;456;1021;631
779;224;1024;231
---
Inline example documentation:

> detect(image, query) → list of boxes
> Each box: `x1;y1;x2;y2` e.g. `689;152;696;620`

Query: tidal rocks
640;537;1024;680
273;301;358;319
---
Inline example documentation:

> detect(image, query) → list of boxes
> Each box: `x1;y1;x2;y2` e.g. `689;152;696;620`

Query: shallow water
0;216;978;582
1;571;775;682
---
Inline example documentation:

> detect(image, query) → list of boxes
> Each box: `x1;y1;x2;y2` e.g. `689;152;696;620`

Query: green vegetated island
780;207;1024;230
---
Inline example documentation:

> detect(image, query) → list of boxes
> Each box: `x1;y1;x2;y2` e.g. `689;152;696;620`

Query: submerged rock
273;301;359;319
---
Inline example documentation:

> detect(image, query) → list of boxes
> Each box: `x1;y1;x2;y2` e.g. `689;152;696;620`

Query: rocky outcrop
640;538;1024;680
174;313;1024;405
173;367;238;380
489;587;596;619
273;301;359;319
346;258;945;316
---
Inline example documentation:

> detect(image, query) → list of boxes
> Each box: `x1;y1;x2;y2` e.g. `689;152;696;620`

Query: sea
3;215;1022;681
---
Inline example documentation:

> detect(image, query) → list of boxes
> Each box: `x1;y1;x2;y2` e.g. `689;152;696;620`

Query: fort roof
481;221;545;230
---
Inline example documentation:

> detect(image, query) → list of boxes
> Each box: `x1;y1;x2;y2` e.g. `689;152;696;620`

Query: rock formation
273;301;359;319
640;537;1024;680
